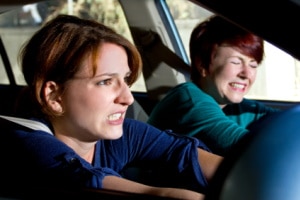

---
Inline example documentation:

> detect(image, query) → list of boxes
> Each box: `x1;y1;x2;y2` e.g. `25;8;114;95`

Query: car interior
1;0;300;199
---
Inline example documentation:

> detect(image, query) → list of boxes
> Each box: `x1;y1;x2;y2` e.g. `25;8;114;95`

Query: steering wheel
205;105;300;200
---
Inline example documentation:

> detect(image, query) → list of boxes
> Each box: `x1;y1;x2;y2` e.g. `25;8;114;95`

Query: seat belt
0;115;53;135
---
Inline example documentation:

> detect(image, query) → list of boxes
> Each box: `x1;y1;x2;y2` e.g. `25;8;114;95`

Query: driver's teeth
108;113;121;120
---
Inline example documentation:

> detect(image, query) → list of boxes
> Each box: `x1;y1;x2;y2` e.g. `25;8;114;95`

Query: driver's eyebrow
94;73;118;78
93;71;132;78
72;73;117;80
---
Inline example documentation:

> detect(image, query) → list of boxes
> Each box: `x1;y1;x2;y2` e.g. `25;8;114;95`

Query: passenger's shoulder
167;81;202;96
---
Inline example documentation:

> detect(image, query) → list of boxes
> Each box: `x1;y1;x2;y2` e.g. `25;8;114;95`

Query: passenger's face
57;43;134;141
201;46;258;107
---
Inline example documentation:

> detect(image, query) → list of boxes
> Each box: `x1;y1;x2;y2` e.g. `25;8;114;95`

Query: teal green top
147;81;279;155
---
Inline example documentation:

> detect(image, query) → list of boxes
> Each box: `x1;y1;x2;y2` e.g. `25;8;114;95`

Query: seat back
0;85;25;116
125;100;149;122
129;27;190;101
0;115;53;134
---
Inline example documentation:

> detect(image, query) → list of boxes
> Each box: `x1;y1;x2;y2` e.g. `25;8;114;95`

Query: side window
166;0;300;102
0;0;145;91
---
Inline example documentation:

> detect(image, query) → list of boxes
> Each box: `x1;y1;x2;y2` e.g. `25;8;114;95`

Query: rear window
0;0;146;92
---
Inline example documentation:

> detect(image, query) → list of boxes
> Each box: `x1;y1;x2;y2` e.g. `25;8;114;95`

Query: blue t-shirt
0;118;209;193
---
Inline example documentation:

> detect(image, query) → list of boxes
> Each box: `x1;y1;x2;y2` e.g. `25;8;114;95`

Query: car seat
125;100;149;122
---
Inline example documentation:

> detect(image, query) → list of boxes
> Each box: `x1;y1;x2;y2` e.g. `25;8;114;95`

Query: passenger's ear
200;67;207;77
195;57;207;77
43;81;63;113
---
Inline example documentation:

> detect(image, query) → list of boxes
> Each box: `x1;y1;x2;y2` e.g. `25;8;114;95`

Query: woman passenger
148;15;279;156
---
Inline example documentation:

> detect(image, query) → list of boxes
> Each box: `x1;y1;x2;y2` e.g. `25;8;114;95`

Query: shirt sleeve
182;92;249;154
148;82;250;155
0;127;120;191
114;119;209;193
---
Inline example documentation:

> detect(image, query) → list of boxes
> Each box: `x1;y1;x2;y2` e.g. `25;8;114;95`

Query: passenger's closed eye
229;58;241;65
249;61;258;68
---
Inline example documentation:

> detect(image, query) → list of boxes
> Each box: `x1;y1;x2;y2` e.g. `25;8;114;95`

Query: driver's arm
102;175;205;200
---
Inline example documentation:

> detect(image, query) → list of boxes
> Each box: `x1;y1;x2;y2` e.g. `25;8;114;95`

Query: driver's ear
43;81;63;114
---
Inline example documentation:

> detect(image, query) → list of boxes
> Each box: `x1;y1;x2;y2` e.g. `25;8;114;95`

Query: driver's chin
108;127;123;140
